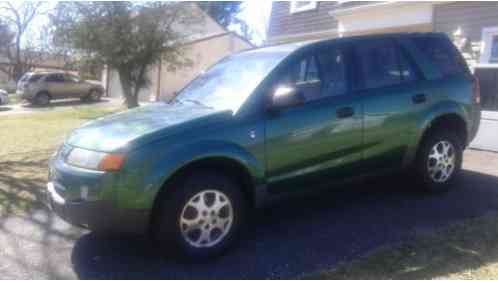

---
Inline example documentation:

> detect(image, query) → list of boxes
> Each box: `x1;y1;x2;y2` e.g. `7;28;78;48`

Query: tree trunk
118;68;139;108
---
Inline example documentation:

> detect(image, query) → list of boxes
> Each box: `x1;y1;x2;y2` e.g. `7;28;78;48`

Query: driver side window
278;55;322;102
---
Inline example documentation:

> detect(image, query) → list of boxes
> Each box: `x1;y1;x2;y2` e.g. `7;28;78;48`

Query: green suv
47;33;481;259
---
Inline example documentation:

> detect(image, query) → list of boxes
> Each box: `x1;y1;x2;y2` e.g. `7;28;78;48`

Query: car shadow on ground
70;169;498;279
21;98;111;109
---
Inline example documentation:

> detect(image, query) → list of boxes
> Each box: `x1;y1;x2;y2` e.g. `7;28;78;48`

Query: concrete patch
470;118;498;152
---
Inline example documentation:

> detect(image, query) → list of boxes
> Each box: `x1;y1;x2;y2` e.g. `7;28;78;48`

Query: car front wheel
88;89;102;102
154;171;246;260
416;131;463;192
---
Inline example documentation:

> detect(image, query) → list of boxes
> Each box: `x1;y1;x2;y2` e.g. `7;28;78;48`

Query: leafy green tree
51;2;198;108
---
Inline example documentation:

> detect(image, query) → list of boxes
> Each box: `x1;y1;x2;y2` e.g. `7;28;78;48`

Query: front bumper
47;155;149;235
47;181;149;234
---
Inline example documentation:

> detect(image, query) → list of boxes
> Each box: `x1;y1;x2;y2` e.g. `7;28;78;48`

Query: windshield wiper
168;96;183;105
182;99;214;109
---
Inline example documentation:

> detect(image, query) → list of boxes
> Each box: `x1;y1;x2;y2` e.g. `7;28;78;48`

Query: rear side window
45;74;64;82
28;74;44;82
412;36;468;78
355;40;419;90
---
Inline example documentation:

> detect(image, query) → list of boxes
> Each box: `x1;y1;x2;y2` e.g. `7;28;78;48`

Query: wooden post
156;57;162;102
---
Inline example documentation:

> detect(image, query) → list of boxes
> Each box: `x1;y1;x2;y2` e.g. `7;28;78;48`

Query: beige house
103;8;253;102
268;2;498;66
0;55;75;92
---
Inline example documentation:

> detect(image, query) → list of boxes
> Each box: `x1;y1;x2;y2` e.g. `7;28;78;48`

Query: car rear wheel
154;170;246;260
415;130;463;192
88;89;102;102
34;92;50;106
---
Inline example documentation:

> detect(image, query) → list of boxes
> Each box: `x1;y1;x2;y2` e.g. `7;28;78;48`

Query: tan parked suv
17;72;104;106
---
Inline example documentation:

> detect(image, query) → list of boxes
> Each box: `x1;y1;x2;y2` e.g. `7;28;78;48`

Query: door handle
412;93;427;104
336;107;354;119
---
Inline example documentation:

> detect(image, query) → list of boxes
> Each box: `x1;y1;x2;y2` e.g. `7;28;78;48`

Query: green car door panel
265;95;363;192
360;82;425;171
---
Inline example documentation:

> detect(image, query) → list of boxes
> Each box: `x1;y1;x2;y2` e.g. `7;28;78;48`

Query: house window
491;35;498;63
480;26;498;64
289;1;317;14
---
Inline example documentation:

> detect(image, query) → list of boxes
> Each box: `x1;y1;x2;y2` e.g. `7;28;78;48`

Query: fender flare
145;140;265;207
404;101;469;165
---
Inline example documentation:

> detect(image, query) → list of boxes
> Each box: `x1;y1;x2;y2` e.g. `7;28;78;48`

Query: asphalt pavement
1;149;498;279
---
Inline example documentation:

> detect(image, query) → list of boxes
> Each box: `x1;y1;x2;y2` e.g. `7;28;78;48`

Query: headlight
66;148;126;171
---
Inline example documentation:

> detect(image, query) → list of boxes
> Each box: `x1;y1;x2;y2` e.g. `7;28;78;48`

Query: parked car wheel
154;170;246;260
34;92;51;106
415;130;463;192
0;90;8;105
88;89;102;102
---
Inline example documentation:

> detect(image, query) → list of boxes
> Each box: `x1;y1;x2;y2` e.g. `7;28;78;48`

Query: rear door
45;74;67;99
265;45;363;192
354;38;427;172
63;74;85;98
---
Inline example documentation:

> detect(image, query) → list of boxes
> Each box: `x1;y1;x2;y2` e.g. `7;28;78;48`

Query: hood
66;103;231;152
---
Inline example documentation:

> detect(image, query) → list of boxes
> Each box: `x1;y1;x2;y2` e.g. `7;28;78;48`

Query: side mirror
270;86;304;110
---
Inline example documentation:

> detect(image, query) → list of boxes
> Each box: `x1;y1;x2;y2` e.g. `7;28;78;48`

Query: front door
265;45;363;193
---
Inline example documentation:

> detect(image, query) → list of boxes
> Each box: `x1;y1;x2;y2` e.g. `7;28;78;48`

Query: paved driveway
1;150;498;279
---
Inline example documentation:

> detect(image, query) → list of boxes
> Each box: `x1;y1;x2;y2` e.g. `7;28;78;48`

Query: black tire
415;130;463;193
153;170;246;261
34;92;50;106
88;89;102;102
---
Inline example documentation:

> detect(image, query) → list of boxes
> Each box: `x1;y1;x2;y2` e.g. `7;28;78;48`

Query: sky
236;1;273;45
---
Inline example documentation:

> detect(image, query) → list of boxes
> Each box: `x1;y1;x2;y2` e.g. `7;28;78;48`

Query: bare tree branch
0;1;48;81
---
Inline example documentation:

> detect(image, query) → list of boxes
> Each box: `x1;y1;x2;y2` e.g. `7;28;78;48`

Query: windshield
19;73;32;82
176;50;289;112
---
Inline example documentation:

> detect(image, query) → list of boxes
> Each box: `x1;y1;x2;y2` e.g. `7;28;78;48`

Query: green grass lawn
0;107;121;215
310;212;498;279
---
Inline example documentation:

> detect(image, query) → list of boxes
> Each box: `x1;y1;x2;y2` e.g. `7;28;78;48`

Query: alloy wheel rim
179;190;233;248
91;91;100;100
427;140;456;183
